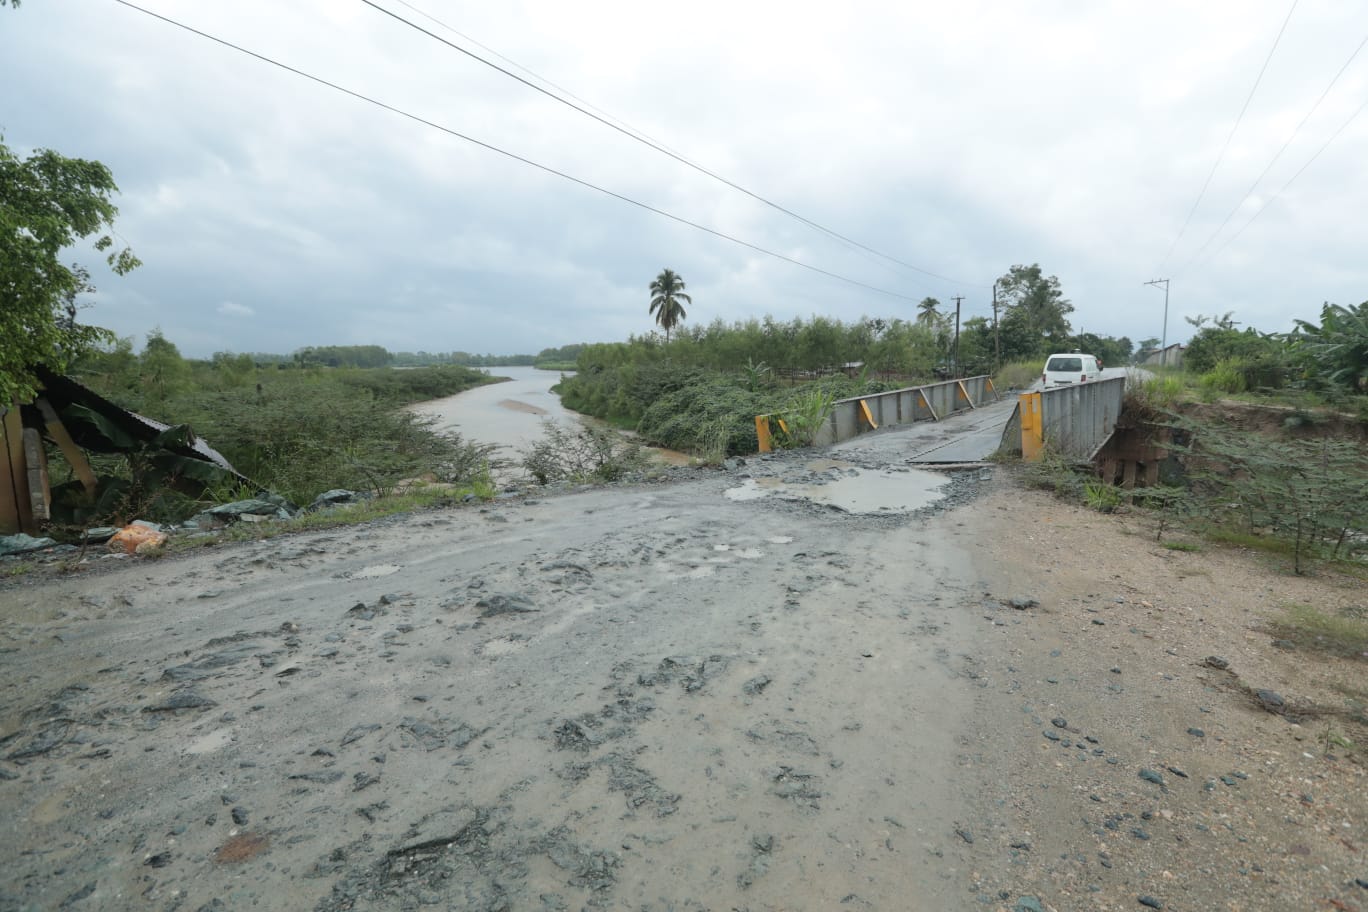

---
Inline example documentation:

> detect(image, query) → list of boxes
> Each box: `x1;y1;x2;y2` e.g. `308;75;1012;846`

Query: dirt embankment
0;455;1363;912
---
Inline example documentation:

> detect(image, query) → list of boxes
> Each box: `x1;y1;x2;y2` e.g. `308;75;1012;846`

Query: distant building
1140;344;1185;368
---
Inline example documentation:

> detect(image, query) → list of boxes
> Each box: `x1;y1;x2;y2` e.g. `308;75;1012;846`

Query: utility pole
1144;279;1170;366
990;282;1001;371
952;295;964;377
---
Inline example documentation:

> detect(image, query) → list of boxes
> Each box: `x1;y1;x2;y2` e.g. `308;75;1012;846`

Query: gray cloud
216;301;255;318
3;0;1365;357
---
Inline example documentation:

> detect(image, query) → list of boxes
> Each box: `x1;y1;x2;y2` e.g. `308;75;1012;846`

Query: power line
361;0;985;289
380;0;916;287
1183;89;1368;274
1156;0;1299;271
1176;29;1368;274
384;0;693;163
107;0;937;304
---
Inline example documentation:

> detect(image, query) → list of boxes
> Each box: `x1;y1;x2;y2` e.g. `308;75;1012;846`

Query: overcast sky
4;0;1366;358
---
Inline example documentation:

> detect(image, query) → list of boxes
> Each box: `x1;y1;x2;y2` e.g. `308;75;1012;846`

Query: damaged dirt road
2;431;1365;911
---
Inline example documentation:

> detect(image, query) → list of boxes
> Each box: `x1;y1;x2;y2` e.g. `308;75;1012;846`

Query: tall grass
778;388;837;448
994;360;1044;390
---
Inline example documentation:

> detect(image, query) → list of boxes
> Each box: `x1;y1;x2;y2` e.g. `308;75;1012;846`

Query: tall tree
995;264;1073;354
915;297;942;328
139;329;191;406
1;138;140;403
648;268;691;342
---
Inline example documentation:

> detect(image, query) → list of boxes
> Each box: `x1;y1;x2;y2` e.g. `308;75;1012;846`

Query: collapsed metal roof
28;365;243;478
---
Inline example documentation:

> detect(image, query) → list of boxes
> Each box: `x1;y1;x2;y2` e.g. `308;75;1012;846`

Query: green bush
1185;327;1287;388
777;387;837;448
520;422;649;484
636;378;769;455
55;357;499;515
1129;375;1187;411
1083;478;1123;512
178;383;495;504
1199;360;1247;397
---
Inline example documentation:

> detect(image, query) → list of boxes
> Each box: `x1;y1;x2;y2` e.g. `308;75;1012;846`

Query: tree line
638;264;1134;374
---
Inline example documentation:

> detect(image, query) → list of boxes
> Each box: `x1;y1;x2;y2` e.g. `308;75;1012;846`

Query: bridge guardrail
1015;375;1125;461
755;376;998;452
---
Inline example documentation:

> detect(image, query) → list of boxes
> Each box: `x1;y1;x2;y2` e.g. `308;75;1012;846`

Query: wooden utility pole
952;295;964;377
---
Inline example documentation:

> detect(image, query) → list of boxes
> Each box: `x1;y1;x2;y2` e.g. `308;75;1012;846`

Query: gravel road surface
2;424;1363;912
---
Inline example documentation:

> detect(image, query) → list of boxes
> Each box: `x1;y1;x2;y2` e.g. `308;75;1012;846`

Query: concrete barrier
756;376;998;452
1016;376;1125;461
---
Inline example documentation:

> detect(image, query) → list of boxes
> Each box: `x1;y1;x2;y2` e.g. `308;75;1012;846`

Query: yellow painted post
858;399;878;429
956;379;977;409
919;391;939;421
755;415;773;453
1019;392;1044;461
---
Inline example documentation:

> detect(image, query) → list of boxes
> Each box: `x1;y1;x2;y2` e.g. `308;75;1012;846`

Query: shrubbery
59;343;500;519
1177;418;1367;573
521;422;649;484
635;377;772;455
560;350;895;456
1184;326;1288;389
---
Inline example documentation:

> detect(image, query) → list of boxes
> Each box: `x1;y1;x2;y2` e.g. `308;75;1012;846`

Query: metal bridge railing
1016;376;1125;461
755;376;998;452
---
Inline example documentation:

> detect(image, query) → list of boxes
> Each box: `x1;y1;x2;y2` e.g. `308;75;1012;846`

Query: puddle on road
725;466;949;514
711;544;765;558
350;564;401;579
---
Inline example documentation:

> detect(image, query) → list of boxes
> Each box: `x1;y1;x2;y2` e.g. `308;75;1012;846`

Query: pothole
725;466;948;514
350;564;401;579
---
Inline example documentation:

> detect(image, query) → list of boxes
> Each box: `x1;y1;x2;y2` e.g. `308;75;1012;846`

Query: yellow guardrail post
956;379;977;409
1020;391;1044;461
755;414;773;453
918;390;939;421
858;399;878;429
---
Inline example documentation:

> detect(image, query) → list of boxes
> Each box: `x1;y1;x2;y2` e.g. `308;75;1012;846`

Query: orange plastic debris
107;524;167;555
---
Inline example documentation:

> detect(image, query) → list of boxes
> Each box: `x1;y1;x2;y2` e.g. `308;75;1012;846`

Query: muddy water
409;365;689;473
408;366;581;457
725;460;949;514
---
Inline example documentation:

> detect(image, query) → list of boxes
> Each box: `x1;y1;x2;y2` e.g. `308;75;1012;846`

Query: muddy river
409;366;688;476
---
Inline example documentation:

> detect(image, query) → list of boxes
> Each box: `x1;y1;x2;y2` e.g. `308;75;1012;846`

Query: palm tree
648;268;691;342
916;297;942;328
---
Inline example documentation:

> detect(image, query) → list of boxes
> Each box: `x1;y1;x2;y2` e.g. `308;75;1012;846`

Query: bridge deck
830;394;1020;463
